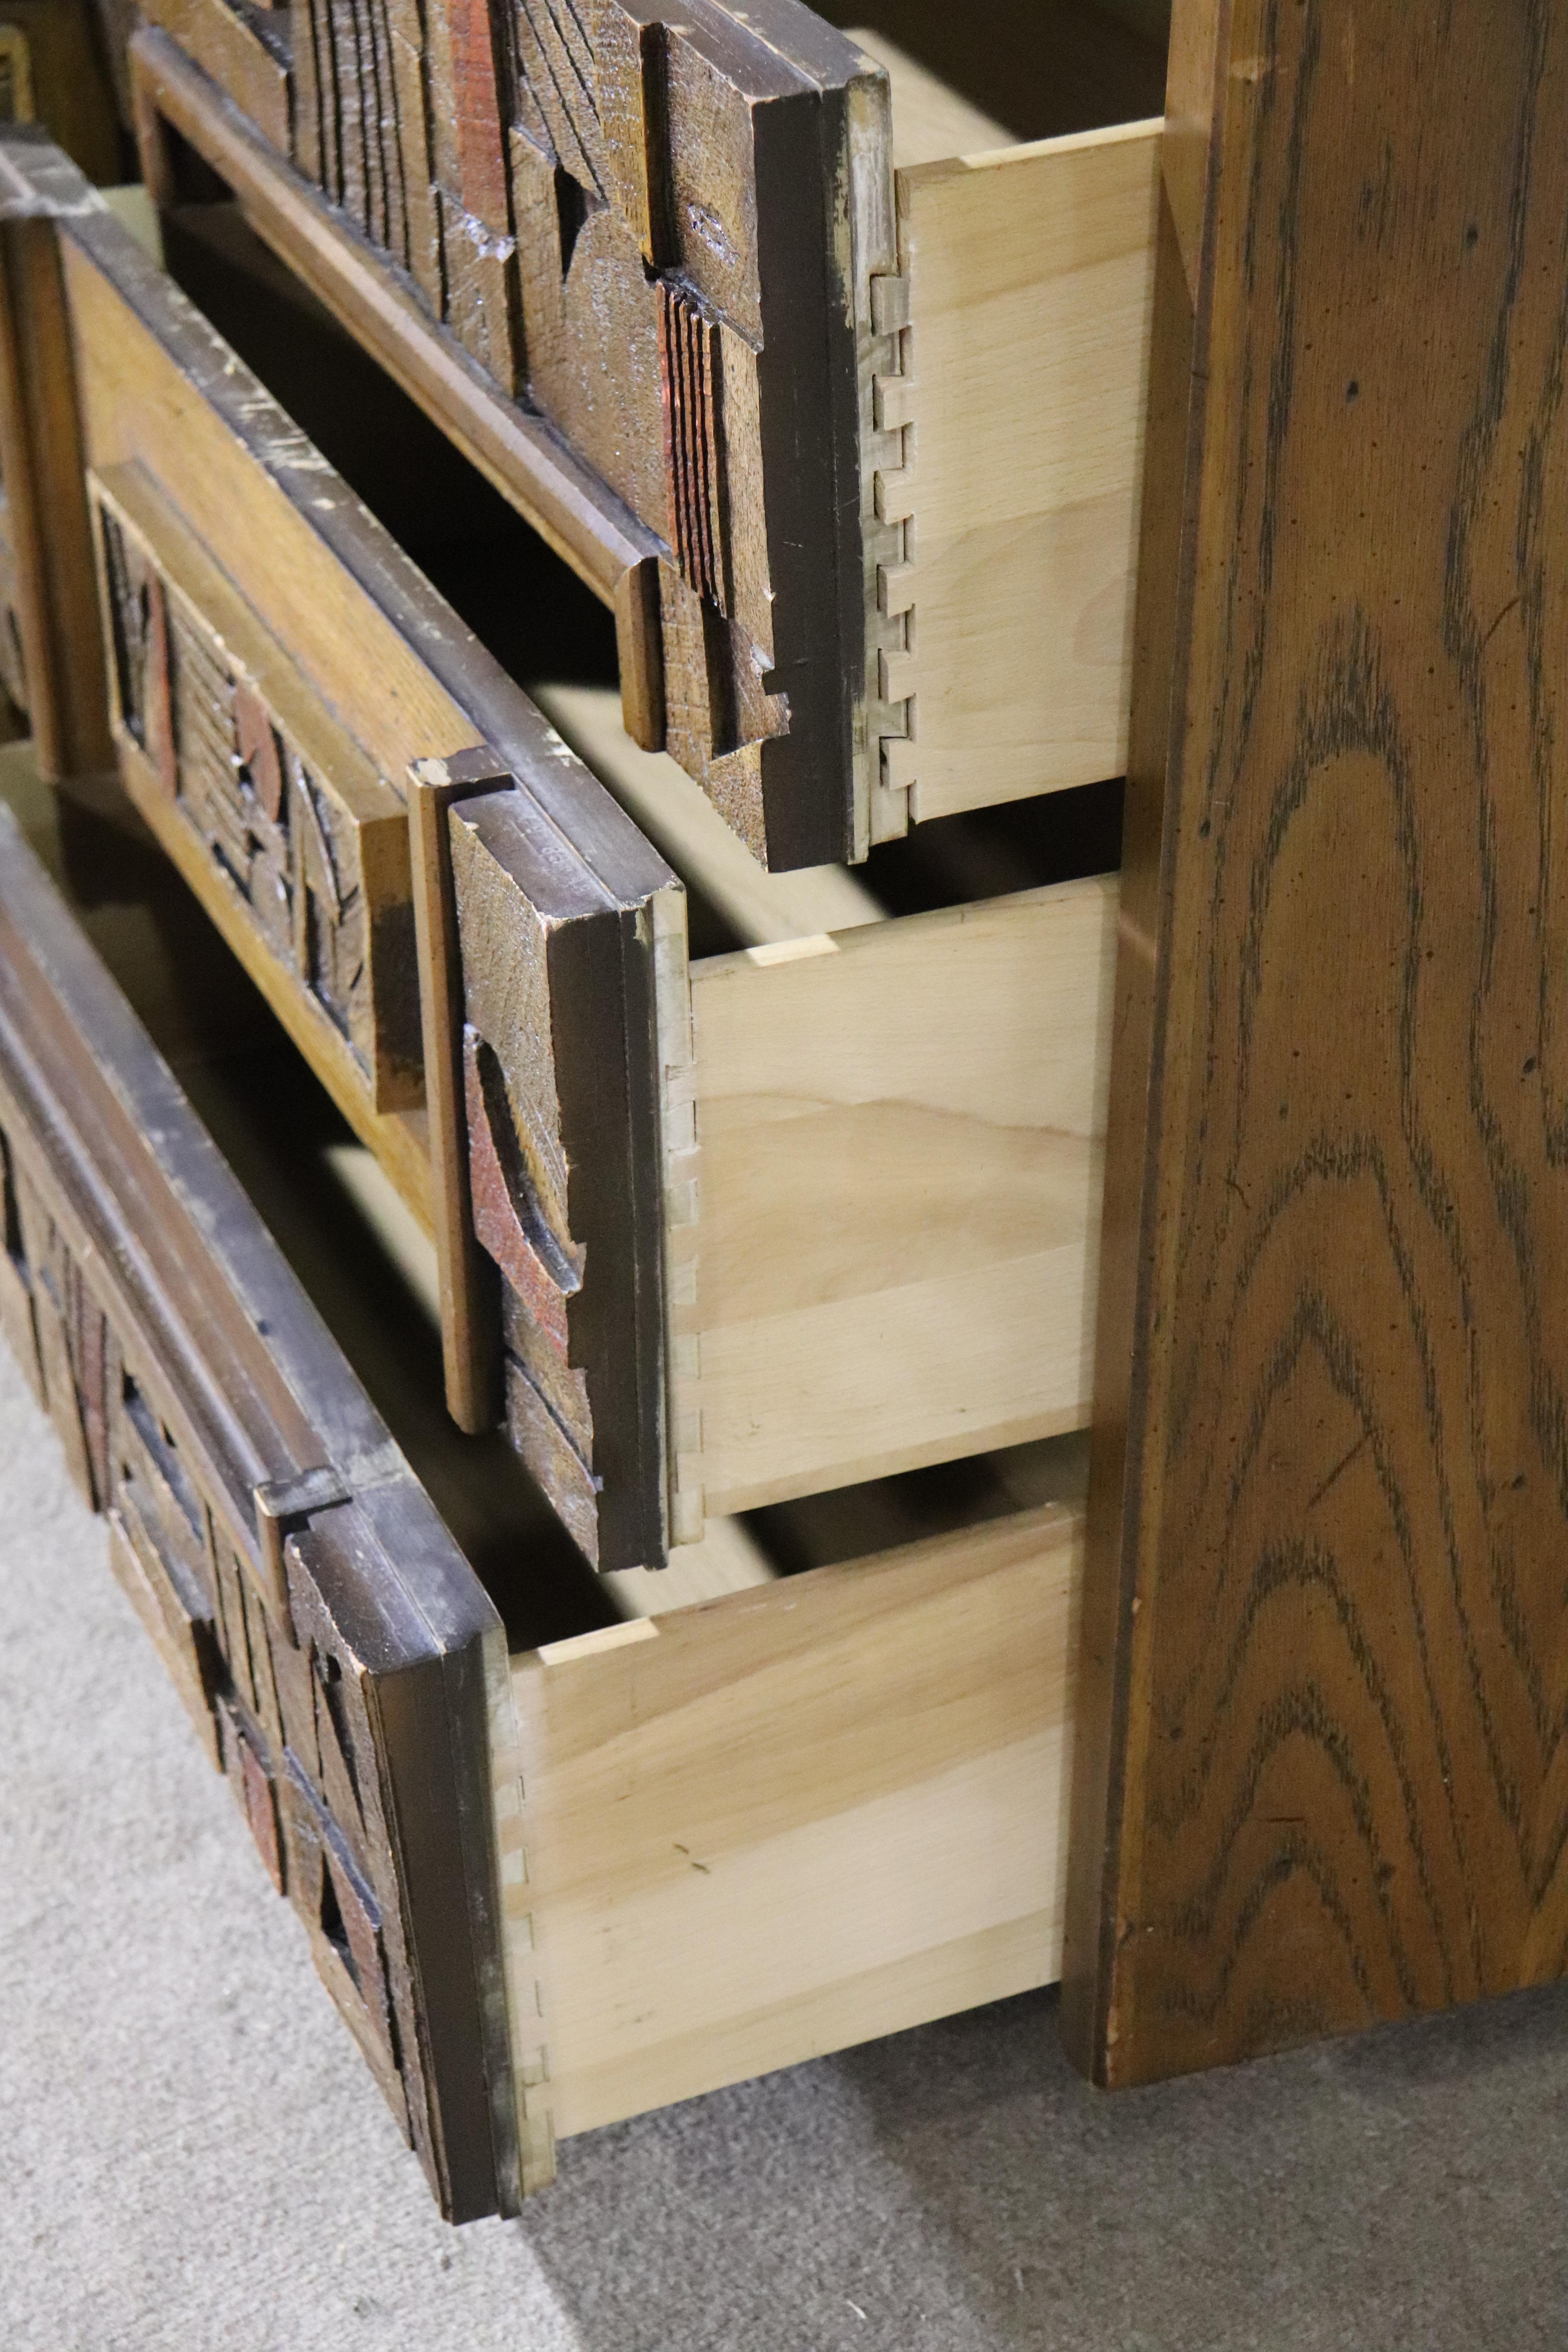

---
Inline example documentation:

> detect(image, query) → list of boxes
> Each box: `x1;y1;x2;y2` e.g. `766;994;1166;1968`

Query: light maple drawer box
127;0;1163;868
25;137;1119;1575
0;782;1084;2215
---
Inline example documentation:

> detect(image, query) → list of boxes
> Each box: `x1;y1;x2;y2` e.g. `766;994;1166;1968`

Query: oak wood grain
1065;0;1568;2082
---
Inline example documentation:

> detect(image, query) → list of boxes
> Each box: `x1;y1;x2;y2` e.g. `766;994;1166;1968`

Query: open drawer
0;767;1083;2210
126;1;1163;866
29;134;1117;1573
0;789;519;2222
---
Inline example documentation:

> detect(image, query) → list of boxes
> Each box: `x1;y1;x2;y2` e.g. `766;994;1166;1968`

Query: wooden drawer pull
407;748;513;1437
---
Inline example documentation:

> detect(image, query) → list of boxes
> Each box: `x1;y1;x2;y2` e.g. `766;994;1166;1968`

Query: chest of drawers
8;0;1557;2204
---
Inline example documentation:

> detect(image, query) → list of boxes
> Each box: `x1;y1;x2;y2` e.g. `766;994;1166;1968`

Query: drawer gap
822;2;1169;149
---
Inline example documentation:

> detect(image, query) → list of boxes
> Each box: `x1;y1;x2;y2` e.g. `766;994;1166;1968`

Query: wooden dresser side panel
1065;0;1568;2084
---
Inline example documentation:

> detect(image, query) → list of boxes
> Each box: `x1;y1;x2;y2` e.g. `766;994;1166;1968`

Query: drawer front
0;799;525;2219
13;132;682;1568
131;2;895;869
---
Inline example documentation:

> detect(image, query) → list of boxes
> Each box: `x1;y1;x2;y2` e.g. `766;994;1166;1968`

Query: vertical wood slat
1064;0;1568;2085
0;179;113;779
330;0;369;230
290;0;325;185
656;278;725;615
371;0;408;268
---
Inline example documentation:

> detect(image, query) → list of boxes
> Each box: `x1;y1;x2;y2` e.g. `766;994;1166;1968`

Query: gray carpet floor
4;1337;1567;2351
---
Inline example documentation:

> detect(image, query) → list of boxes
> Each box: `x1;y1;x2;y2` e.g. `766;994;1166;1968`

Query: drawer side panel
890;121;1161;821
515;1501;1081;2138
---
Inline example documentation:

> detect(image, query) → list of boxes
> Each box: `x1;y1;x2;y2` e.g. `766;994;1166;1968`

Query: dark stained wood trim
446;781;677;1573
0;801;520;2217
0;130;114;780
408;750;510;1437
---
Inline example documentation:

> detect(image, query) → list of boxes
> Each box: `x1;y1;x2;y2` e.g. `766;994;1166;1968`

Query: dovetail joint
484;1634;555;2201
867;269;915;845
652;889;706;1550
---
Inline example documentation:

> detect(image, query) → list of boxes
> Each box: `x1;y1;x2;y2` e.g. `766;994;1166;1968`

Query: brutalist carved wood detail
0;1117;430;2119
154;0;888;867
656;278;724;612
91;473;423;1114
0;807;522;2217
415;759;676;1572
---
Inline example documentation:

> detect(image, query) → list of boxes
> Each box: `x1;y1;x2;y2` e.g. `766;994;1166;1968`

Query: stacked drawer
0;0;1163;2217
129;0;1162;862
0;775;1081;2212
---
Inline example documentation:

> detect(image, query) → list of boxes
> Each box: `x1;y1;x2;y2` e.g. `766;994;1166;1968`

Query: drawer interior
6;742;1083;2143
842;16;1165;843
820;1;1169;147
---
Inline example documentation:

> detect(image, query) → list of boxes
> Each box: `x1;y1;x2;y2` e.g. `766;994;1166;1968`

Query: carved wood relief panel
274;0;888;866
91;471;423;1113
0;810;522;2214
0;1119;426;2134
428;767;672;1573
